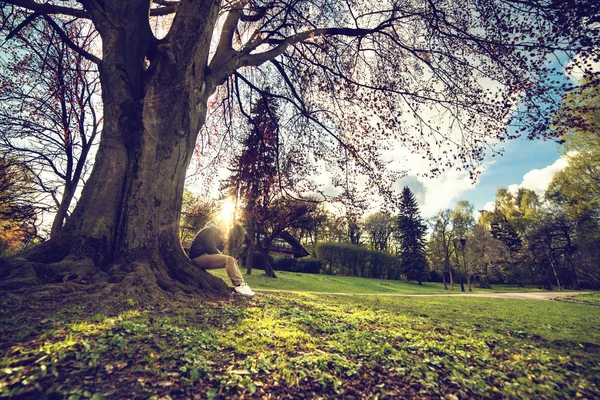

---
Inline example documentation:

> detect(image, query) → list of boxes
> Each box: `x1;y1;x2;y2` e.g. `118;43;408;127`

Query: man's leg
192;254;244;286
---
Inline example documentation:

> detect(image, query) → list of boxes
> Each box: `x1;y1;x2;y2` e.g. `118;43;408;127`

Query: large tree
451;200;475;291
0;0;597;299
364;211;395;252
545;80;600;288
428;209;454;289
465;223;509;289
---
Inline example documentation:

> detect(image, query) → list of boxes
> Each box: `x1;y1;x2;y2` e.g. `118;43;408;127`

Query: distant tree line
428;80;600;290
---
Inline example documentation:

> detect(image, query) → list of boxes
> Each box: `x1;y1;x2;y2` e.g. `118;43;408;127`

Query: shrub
315;242;401;279
274;257;299;272
273;257;322;274
297;258;322;274
242;252;274;271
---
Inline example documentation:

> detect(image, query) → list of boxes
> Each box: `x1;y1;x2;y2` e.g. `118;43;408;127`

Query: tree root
0;249;231;306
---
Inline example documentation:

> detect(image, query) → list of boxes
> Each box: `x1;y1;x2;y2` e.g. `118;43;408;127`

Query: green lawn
209;269;552;294
2;280;599;399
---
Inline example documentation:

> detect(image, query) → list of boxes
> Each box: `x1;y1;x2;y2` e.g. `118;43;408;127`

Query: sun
217;197;236;232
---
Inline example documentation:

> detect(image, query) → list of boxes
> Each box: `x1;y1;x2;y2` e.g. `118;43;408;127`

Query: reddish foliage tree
224;92;281;276
0;156;37;255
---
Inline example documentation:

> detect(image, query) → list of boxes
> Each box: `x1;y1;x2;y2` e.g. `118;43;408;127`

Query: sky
397;137;566;219
189;134;568;221
187;55;592;222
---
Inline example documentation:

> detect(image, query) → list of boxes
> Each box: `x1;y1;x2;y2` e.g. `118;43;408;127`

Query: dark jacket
189;224;224;259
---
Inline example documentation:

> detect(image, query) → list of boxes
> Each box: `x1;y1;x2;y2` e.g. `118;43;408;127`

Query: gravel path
253;289;583;300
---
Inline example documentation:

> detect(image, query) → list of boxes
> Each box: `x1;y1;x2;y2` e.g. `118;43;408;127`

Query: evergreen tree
397;187;428;284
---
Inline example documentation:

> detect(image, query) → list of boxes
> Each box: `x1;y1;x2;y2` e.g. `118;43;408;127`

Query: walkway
253;289;583;300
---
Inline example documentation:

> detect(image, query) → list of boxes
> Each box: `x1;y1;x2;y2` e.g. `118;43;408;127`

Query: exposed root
0;250;231;307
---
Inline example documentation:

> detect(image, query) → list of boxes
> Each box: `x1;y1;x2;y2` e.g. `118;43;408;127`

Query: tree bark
50;182;75;238
259;238;277;278
441;268;448;290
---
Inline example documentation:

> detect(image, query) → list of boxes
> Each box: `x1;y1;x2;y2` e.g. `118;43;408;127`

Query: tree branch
4;11;39;41
210;0;248;68
2;0;88;18
150;4;179;16
42;16;102;65
241;25;384;68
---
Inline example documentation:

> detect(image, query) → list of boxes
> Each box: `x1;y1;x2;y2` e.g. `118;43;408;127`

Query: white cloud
391;167;483;218
483;201;495;212
564;55;600;82
420;171;476;217
508;155;569;195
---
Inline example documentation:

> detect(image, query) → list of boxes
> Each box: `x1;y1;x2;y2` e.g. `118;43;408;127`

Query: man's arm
207;228;224;254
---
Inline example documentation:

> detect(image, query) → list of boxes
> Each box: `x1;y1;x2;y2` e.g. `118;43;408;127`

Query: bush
297;258;322;274
242;252;274;271
273;257;323;274
274;257;299;272
316;242;402;279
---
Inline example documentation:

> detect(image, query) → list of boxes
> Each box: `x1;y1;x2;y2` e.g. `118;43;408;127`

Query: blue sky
402;53;581;219
392;135;568;219
460;138;563;213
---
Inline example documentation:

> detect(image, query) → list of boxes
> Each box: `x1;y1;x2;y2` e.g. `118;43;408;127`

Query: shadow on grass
1;292;599;399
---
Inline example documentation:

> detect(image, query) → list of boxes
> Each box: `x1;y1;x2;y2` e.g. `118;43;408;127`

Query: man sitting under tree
189;220;254;297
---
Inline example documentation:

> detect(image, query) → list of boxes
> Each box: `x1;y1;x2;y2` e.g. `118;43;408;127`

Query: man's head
205;219;229;236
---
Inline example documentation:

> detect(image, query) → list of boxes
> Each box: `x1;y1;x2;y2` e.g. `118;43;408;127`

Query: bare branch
4;11;39;41
2;0;88;18
150;4;179;16
42;16;102;65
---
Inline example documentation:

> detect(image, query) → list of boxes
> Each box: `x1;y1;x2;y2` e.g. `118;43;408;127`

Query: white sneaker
234;283;255;297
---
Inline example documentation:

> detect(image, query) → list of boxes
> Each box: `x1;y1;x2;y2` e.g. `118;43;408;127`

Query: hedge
273;257;322;274
315;242;402;279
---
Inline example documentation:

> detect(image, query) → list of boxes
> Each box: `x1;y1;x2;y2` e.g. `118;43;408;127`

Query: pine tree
397;186;429;284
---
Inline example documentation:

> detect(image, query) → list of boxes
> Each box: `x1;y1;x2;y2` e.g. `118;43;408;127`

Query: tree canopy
0;0;598;298
0;17;101;237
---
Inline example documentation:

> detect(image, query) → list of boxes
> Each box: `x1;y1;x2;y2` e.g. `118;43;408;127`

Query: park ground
1;271;599;399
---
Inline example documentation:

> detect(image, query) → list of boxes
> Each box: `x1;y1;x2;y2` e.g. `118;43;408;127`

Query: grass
1;294;598;398
1;274;598;399
209;269;555;294
561;292;600;306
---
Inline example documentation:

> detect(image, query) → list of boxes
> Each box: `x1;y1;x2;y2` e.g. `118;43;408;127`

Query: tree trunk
454;251;465;292
482;263;491;289
546;242;562;291
50;182;75;238
565;236;579;290
467;270;472;292
441;268;448;290
0;3;230;300
260;238;277;278
444;251;454;290
50;117;96;238
245;228;256;275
